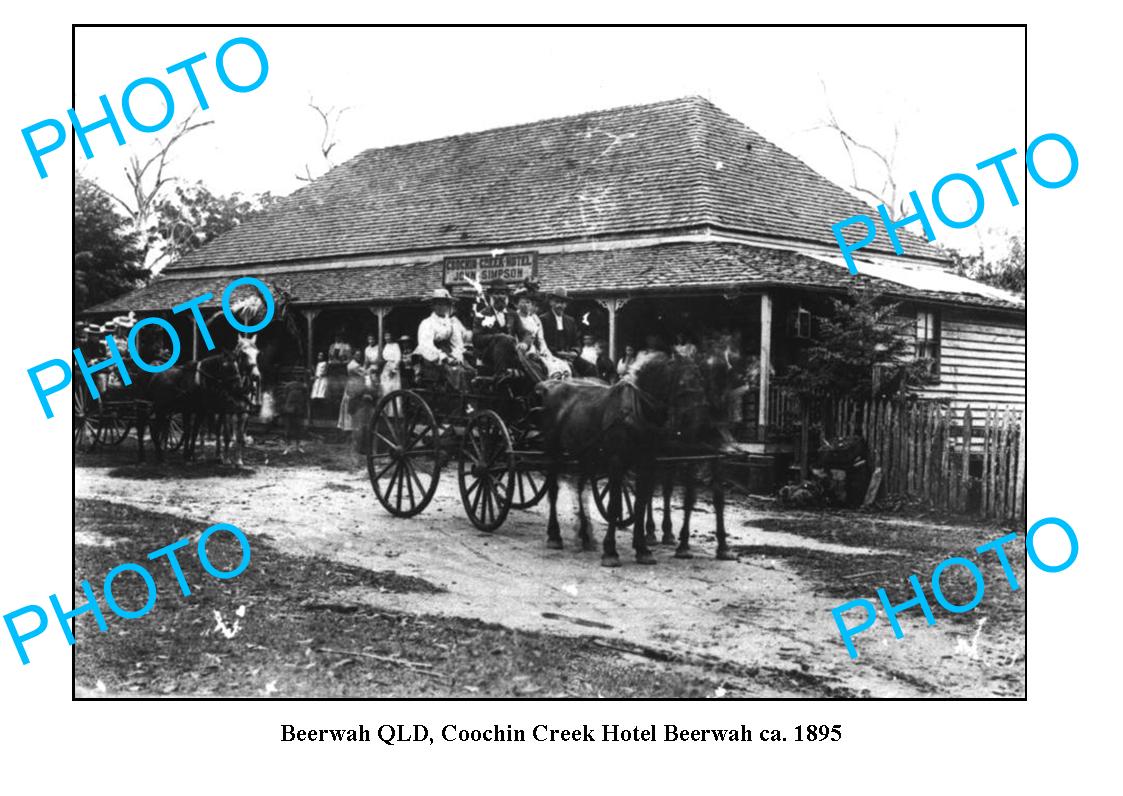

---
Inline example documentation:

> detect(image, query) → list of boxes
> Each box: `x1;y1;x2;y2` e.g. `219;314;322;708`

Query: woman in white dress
337;351;368;432
513;289;570;380
378;331;402;395
310;351;329;419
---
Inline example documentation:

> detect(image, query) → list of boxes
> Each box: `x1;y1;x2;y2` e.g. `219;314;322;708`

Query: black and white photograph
10;7;1123;792
66;25;1030;700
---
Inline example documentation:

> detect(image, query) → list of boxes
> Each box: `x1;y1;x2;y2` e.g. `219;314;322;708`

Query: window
915;310;940;379
789;305;813;339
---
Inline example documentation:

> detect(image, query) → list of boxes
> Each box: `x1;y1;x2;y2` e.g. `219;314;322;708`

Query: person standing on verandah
337;350;368;435
378;331;403;395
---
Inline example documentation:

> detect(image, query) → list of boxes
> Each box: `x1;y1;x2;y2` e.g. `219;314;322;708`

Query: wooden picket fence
824;398;1026;522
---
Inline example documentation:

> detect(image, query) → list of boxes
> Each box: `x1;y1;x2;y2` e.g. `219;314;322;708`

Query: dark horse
136;347;250;463
538;352;734;566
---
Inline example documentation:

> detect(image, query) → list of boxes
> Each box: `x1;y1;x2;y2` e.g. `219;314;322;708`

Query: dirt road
75;441;1025;698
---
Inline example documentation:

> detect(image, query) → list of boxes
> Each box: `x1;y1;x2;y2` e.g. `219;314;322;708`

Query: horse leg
151;410;168;464
644;477;657;545
575;470;595;552
660;467;676;545
212;413;222;463
601;463;622;567
136;403;149;463
223;413;234;462
713;461;735;560
546;462;563;550
233;411;246;467
675;468;697;559
182;413;195;462
633;466;657;565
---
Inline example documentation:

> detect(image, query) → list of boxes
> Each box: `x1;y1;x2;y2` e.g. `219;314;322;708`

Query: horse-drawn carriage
364;348;734;564
364;370;630;532
72;375;185;453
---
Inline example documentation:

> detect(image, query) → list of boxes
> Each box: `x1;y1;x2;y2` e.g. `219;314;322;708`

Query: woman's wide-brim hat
429;288;454;304
512;286;540;302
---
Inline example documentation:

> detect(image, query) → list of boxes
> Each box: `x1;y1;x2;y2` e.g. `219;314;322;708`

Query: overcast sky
74;26;1026;261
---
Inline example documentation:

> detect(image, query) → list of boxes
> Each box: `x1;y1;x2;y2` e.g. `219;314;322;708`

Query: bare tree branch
816;77;904;220
296;98;349;182
86;108;213;267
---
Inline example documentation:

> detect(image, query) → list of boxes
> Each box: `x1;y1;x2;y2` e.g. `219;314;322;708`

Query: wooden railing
776;389;1026;522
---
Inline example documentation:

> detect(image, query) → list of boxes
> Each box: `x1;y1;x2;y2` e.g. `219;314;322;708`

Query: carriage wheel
508;426;547;509
509;463;549;509
367;390;440;518
591;470;636;526
165;413;185;451
458;410;515;532
98;407;130;447
73;388;98;452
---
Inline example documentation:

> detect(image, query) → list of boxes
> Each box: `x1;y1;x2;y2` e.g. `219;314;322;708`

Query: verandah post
757;292;772;443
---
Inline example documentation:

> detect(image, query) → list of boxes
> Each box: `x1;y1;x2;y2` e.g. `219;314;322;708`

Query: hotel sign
442;252;538;292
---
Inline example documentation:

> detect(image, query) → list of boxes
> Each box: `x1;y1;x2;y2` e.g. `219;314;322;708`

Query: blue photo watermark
831;517;1077;660
4;522;251;665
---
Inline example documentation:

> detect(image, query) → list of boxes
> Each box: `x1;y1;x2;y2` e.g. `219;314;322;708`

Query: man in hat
472;278;518;375
539;287;597;378
416;288;472;390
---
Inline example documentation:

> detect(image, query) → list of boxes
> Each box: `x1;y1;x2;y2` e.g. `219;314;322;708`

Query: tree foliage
74;174;148;312
777;288;929;400
152;183;278;266
950;230;1026;296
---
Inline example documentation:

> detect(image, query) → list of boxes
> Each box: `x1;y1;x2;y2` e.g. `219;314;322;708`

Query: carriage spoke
403;424;434;453
402;457;417;508
372;455;396;481
374;431;398;451
470;474;486;518
377;416;399;448
383;460;402;501
464;474;483;500
403;456;427;496
482;478;495;525
468;430;485;462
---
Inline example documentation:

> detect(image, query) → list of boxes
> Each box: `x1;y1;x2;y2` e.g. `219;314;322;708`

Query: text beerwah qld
26;276;275;421
831;132;1077;274
831;517;1077;659
3;522;251;665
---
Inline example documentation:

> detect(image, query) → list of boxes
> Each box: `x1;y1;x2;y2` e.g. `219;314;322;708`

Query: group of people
308;331;409;434
301;281;771;446
414;279;616;391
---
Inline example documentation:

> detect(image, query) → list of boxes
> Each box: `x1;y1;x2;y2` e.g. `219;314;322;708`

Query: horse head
234;334;261;382
621;351;712;441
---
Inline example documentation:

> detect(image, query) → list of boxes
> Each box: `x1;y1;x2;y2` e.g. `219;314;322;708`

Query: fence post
1005;407;1014;519
1014;409;1026;521
960;406;973;513
982;406;992;517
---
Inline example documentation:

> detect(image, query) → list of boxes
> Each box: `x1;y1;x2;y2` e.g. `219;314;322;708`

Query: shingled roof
164;96;947;273
88;241;1021;315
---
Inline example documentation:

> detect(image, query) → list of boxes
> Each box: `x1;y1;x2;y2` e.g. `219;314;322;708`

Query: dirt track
75;439;1025;698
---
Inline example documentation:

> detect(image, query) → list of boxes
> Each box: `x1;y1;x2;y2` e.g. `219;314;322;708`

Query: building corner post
758;292;773;443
